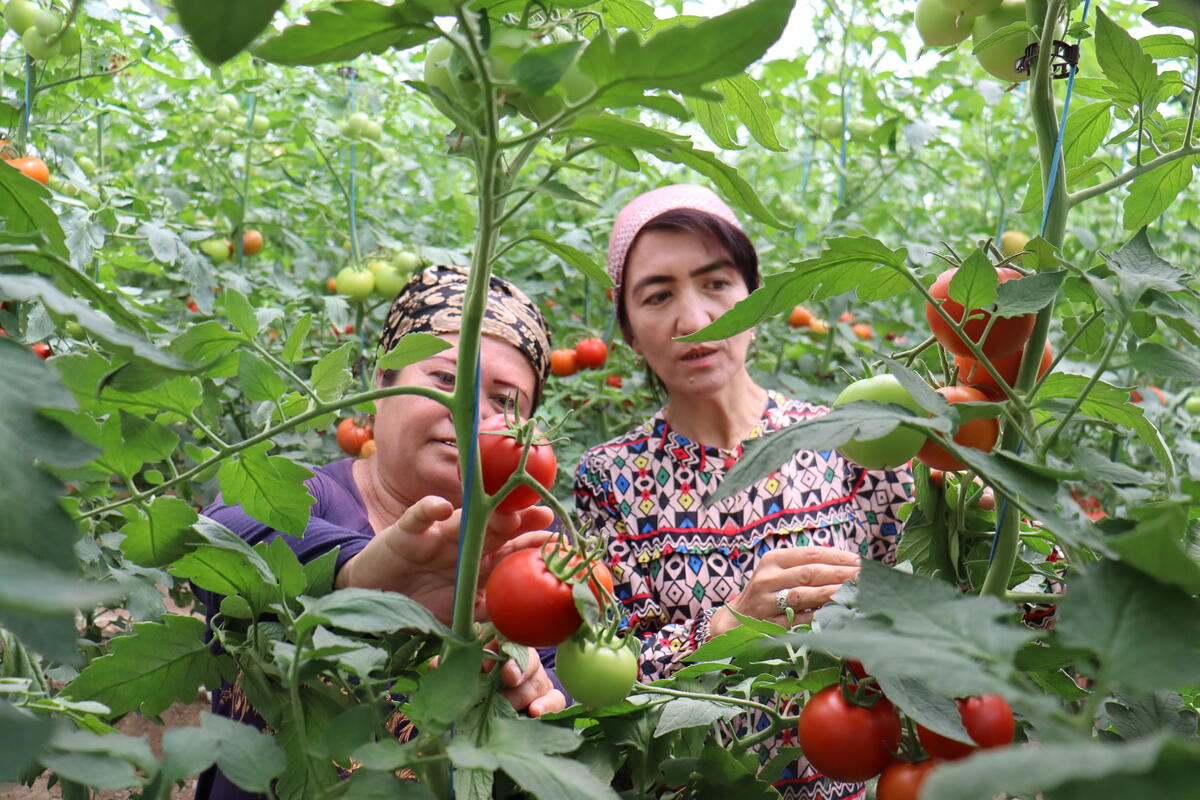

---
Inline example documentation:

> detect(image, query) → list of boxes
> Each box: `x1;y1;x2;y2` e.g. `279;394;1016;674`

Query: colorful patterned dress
574;391;913;800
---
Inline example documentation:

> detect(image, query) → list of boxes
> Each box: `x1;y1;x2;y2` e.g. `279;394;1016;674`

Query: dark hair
615;208;759;343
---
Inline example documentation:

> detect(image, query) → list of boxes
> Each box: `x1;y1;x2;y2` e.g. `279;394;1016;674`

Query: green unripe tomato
23;27;61;60
362;120;382;141
345;112;370;137
368;262;407;298
916;0;975;47
973;0;1031;83
58;24;80;55
555;636;637;708
847;119;873;143
832;375;926;469
392;251;423;273
213;129;235;148
4;0;37;35
252;115;270;136
200;238;231;265
1185;395;1200;415
32;8;59;36
818;117;844;140
64;320;84;338
213;105;233;123
942;0;1001;17
221;95;240;112
335;266;375;301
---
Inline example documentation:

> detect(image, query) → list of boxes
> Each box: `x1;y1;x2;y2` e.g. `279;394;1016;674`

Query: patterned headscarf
606;184;743;292
378;265;551;407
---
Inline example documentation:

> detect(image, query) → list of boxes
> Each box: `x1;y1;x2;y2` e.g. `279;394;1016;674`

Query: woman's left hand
495;646;566;717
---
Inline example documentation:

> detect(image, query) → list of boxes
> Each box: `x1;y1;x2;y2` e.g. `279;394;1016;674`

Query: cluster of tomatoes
549;336;607;377
915;0;1032;84
331;252;422;302
198;229;265;265
335;417;374;458
831;260;1051;473
4;1;83;61
798;662;1014;798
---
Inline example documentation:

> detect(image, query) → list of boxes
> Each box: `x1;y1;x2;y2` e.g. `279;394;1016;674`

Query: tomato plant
832;375;926;469
335;417;373;457
555;635;638;707
797;685;900;782
925;266;1036;359
575;338;608;369
477;415;557;513
915;385;999;472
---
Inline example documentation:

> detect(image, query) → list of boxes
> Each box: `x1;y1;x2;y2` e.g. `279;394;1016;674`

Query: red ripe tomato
187;299;200;313
477;415;557;513
915;385;999;472
797;685;900;782
1130;386;1166;404
955;339;1053;401
485;547;613;647
838;311;854;323
876;760;936;800
917;693;1014;761
335;417;373;456
605;374;623;389
550;348;577;377
924;267;1035;359
4;155;50;185
31;342;52;359
575;338;608;369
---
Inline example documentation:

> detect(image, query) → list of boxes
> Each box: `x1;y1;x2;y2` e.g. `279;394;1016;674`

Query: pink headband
606;184;743;290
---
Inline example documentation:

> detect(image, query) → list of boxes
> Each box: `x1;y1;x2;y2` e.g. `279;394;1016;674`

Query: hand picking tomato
798;685;900;782
336;417;373;456
924;266;1036;359
575;337;608;369
876;759;936;800
917;693;1014;761
555;635;637;707
955;339;1052;401
832;375;926;470
477;415;556;513
549;348;577;377
485;547;613;647
915;385;999;472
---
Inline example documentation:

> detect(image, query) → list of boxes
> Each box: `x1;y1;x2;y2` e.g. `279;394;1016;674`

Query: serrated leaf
63;615;229;717
120;496;200;568
295;588;456;639
947;248;997;311
0;699;54;782
283;314;313;363
1144;0;1200;37
217;443;315;536
1096;9;1163;110
176;0;286;64
224;288;259;336
161;712;286;791
253;0;437;66
312;342;357;400
1130;342;1200;381
1122;155;1197;231
168;321;243;366
653;697;740;736
994;271;1063;317
520;232;610;285
238;351;288;403
1063;102;1113;168
1106;503;1200;595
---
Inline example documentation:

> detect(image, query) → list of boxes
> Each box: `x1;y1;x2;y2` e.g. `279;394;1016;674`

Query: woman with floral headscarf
574;185;913;800
193;265;564;800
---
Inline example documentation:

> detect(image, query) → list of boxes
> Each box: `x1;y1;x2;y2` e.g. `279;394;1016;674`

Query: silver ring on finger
775;587;790;613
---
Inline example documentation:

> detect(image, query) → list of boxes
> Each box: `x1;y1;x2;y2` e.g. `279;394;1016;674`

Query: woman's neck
663;371;767;451
352;457;413;533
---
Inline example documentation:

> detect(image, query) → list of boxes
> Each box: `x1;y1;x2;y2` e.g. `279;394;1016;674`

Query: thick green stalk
979;0;1066;598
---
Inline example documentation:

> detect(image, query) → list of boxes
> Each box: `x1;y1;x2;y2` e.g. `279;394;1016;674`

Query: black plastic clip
336;66;359;80
1015;40;1080;79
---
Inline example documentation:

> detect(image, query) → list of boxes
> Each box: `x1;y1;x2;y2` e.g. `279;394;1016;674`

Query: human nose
673;289;718;337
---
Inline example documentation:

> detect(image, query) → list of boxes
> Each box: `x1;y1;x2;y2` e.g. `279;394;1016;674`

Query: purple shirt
192;458;561;800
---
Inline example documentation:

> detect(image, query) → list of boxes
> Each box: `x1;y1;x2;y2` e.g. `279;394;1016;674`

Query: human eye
432;370;456;388
644;290;670;306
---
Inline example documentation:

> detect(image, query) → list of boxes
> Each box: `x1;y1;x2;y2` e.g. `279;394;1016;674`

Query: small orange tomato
808;318;830;335
336;417;374;456
240;229;264;256
550;349;578;377
5;156;50;185
605;375;623;389
326;277;338;293
839;311;854;323
788;305;814;328
851;323;874;340
358;439;377;458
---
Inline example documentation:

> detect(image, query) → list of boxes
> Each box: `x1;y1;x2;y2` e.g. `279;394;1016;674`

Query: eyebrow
629;259;735;296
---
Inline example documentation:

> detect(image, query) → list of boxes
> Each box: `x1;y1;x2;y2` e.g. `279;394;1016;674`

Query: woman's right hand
708;546;862;638
335;496;556;624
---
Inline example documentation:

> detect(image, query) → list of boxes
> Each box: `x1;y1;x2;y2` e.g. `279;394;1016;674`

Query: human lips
679;344;719;365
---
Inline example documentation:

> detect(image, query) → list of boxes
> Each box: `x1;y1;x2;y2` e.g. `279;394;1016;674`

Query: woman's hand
335;497;556;624
709;546;862;637
494;646;566;717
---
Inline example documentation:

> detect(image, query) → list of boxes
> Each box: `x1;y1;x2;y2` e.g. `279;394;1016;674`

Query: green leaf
171;521;278;613
405;642;484;733
1057;560;1200;692
1143;0;1200;38
923;734;1200;800
303;548;340;597
653;697;741;736
120;496;200;568
0;699;54;782
0;164;67;255
1062;102;1113;168
993;270;1062;317
253;0;437;66
295;588;456;639
283;314;313;363
1095;10;1163;110
1122;155;1197;231
377;332;453;371
224;288;259;336
175;0;286;65
312;342;357;401
217;443;315;536
947;248;997;311
160;712;287;792
513;43;581;96
578;0;792;94
63;615;230;717
680;236;910;342
1103;228;1191;308
1107;503;1200;595
238;351;289;404
258;536;307;599
714;74;785;152
1106;691;1198;739
344;769;439;799
1138;33;1196;59
520;232;611;286
1130;342;1200;381
38;752;140;792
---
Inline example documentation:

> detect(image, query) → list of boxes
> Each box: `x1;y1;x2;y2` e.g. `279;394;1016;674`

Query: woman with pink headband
574;184;913;799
